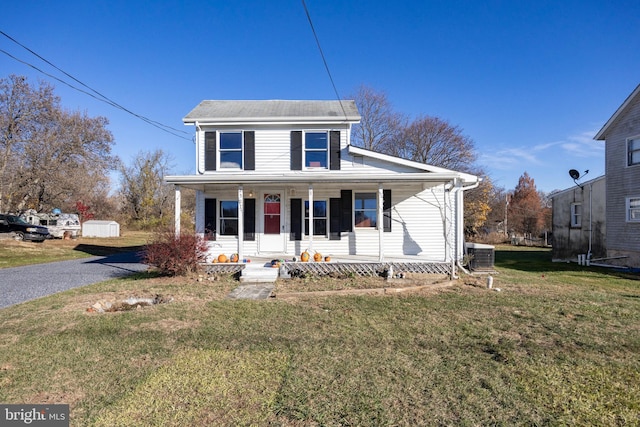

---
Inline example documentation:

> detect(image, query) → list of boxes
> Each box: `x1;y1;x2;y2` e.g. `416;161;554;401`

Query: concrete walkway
227;284;275;299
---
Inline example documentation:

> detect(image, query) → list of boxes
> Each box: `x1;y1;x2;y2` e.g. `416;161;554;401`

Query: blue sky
1;0;639;193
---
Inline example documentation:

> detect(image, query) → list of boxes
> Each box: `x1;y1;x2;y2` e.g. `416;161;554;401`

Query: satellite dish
569;169;580;180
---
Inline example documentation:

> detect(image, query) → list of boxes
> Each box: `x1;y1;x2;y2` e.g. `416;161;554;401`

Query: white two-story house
165;100;479;266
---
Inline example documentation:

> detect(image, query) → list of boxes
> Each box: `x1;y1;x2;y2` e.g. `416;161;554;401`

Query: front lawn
0;248;638;425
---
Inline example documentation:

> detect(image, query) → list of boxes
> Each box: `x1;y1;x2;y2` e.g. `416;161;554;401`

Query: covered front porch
168;176;467;264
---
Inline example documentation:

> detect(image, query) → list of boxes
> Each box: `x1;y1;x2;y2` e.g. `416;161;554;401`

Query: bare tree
349;85;405;152
0;75;116;214
118;149;174;229
392;115;477;172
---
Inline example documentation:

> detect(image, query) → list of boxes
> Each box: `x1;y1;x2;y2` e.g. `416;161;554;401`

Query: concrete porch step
240;263;279;283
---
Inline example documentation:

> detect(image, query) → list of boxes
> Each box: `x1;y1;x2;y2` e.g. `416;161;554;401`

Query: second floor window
305;132;328;168
220;132;243;169
628;137;640;166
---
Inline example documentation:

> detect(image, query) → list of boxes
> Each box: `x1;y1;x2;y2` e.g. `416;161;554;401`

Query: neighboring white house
594;84;640;267
164;100;479;264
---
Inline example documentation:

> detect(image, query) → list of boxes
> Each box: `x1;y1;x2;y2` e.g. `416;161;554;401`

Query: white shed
82;220;120;238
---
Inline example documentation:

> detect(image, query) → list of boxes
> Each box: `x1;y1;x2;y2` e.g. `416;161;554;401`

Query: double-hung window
220;201;239;235
305;132;328;168
627;197;640;222
570;203;582;227
305;200;327;236
220;132;243;169
628;137;640;166
354;192;377;228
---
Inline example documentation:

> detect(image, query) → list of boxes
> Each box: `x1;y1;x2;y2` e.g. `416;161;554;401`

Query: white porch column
378;184;384;262
308;185;314;252
237;186;244;262
174;185;181;237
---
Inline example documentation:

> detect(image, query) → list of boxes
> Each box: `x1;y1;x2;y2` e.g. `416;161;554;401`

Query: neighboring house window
219;201;238;235
354;192;377;228
220;132;243;169
627;197;640;222
304;200;327;236
628;137;640;166
570;203;582;227
305;132;328;168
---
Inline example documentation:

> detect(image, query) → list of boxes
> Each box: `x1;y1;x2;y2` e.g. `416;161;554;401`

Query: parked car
0;214;50;242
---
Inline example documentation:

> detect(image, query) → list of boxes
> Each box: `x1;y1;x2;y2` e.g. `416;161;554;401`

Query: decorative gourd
300;251;310;262
313;252;323;262
324;256;331;262
230;253;239;263
217;254;227;263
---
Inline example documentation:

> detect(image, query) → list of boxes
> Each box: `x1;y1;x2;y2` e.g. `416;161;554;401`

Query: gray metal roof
183;100;360;123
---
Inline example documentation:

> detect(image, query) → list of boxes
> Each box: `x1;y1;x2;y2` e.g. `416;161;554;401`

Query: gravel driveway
0;252;148;309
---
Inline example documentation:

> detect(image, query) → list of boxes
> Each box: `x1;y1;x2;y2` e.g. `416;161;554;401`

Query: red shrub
142;229;208;276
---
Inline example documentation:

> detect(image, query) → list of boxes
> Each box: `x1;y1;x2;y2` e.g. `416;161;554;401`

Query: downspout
195;121;204;174
455;177;481;277
587;182;593;265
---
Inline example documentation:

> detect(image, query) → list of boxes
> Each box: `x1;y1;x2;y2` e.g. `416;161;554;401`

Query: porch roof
165;170;475;190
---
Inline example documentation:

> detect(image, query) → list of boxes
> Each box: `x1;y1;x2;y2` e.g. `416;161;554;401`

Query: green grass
0;248;639;425
0;231;150;268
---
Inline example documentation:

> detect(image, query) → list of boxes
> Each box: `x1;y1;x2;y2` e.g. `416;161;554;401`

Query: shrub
142;228;208;276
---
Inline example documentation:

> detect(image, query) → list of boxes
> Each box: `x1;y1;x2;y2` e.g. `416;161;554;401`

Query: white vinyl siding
255;130;291;172
283;185;450;260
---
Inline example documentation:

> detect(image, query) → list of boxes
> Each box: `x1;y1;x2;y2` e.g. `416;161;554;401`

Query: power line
300;0;349;121
0;30;191;141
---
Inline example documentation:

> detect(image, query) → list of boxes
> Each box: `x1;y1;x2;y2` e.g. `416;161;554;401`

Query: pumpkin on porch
300;251;310;262
230;253;239;263
313;252;323;262
324;256;331;262
217;254;227;263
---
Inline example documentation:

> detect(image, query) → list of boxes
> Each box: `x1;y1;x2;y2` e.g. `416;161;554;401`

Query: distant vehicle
0;214;50;242
21;209;81;239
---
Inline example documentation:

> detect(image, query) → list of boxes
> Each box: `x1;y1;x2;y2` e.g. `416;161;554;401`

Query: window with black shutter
383;189;392;232
204;132;216;171
330;131;340;170
244;131;255;171
290;198;302;240
204;198;216;240
291;131;302;170
244;198;256;240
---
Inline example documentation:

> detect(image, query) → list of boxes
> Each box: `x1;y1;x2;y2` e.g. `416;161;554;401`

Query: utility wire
300;0;349;121
0;30;191;140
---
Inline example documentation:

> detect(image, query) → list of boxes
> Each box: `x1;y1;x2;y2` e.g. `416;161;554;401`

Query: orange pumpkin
217;254;227;263
300;251;310;262
313;252;323;262
324;256;331;262
230;253;239;263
